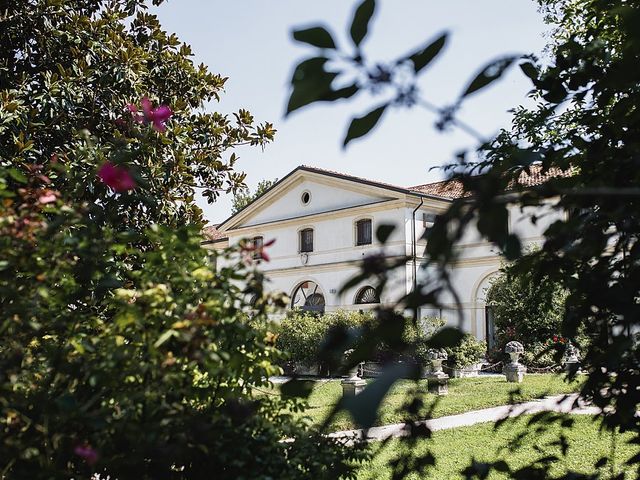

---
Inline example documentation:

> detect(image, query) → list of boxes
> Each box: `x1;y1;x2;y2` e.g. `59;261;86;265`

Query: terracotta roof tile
409;165;573;199
202;224;228;242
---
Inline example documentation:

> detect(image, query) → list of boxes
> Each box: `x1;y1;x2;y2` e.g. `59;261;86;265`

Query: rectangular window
252;236;263;259
300;228;313;253
356;219;372;246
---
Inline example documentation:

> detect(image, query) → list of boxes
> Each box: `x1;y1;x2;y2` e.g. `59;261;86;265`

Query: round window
301;191;311;205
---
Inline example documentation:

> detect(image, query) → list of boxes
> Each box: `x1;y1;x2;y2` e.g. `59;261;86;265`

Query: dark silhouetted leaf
519;61;539;82
292;26;337;49
376;224;395;244
408;32;448;73
350;0;375;47
343;104;387;147
342;362;410;429
427;327;464;349
280;379;315;399
462;56;520;98
324;83;359;101
286;57;338;114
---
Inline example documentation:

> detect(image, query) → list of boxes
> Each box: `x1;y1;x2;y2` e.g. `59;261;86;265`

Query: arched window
299;228;313;253
291;281;325;313
355;219;372;246
355;286;380;304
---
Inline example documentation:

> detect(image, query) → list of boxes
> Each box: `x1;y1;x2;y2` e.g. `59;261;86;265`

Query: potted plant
445;333;487;378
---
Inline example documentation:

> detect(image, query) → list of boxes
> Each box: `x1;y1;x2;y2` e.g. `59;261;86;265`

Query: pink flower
74;444;98;465
97;162;136;192
38;190;58;204
128;97;172;132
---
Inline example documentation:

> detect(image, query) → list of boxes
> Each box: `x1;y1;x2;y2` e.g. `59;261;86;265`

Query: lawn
277;374;584;431
356;414;639;479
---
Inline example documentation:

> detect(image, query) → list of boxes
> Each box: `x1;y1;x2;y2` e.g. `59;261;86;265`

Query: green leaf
8;168;28;184
293;26;337;49
519;61;539;82
462;56;520;98
408;32;448;73
324;83;359;101
343;104;387;148
154;329;179;348
286;57;339;114
280;379;315;399
376;224;395;244
342;362;410;429
350;0;375;47
427;327;464;349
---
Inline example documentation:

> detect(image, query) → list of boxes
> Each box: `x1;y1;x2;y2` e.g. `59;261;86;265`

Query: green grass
356;414;639;479
278;374;583;431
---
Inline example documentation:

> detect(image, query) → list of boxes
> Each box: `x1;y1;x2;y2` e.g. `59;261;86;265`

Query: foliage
275;311;443;370
231;178;279;214
485;262;570;367
287;0;640;477
0;1;356;478
445;334;486;369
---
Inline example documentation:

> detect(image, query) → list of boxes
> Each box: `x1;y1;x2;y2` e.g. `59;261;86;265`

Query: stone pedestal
341;377;366;396
503;363;527;383
341;361;366;397
564;360;580;375
426;372;449;395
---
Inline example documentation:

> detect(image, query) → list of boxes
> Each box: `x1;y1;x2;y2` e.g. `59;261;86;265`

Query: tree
486;261;569;367
0;1;358;478
286;0;640;477
231;178;279;214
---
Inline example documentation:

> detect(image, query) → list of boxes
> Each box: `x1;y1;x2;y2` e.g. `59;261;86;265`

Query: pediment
220;168;403;230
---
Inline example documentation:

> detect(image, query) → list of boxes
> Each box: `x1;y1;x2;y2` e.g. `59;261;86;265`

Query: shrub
275;311;445;369
445;333;487;369
0;1;357;476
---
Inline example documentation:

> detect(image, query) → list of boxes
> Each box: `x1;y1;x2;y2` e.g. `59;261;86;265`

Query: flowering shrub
0;1;358;478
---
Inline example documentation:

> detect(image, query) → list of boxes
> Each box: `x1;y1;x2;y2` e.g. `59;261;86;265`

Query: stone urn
426;348;449;395
341;349;366;397
563;342;581;375
503;341;526;383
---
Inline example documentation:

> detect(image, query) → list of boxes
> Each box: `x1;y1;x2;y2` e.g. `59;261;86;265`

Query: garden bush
445;333;487;369
0;1;360;477
275;310;444;371
485;261;577;368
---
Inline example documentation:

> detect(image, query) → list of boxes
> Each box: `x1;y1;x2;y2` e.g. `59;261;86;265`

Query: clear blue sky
152;1;550;223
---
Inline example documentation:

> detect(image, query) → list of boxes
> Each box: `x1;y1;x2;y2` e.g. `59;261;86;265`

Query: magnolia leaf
154;329;179;348
343;104;387;148
462;55;520;98
293;26;337;49
408;32;448;73
350;0;375;47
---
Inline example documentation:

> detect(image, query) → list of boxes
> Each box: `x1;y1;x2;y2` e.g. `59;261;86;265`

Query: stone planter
450;363;482;378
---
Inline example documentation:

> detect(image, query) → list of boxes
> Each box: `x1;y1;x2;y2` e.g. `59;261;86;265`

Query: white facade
205;166;562;342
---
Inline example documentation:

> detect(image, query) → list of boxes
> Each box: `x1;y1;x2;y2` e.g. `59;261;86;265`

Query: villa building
203;165;564;344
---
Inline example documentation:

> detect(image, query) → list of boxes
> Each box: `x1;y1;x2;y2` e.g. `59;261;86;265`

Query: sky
151;1;551;224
